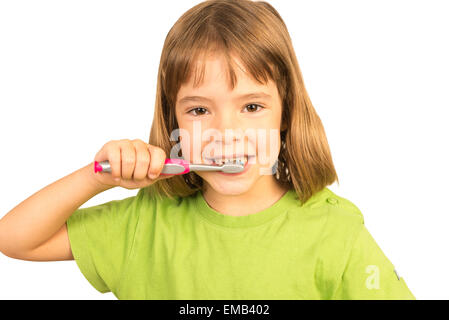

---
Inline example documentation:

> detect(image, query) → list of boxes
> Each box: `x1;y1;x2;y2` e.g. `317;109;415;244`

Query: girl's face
175;54;284;196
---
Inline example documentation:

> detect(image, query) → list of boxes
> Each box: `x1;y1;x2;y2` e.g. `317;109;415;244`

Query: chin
201;174;255;196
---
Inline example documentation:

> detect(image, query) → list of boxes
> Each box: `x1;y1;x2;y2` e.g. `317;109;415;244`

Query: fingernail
114;177;120;182
149;173;158;179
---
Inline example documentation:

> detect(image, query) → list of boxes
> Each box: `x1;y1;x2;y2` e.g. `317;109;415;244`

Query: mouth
204;155;255;166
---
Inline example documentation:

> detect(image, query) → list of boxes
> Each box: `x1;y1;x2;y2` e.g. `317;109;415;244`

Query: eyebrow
177;92;272;104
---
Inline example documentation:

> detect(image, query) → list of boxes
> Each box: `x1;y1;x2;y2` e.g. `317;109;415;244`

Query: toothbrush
94;158;245;175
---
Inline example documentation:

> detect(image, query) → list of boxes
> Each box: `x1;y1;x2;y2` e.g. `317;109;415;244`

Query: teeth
213;156;247;166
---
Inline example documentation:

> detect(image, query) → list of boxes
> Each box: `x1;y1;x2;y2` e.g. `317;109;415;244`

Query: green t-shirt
66;186;415;300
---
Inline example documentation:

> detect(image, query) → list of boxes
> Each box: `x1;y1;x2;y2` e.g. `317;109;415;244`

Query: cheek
178;128;192;160
179;135;208;163
253;131;281;165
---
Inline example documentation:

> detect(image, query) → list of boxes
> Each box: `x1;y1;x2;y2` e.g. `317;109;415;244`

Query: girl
0;0;415;300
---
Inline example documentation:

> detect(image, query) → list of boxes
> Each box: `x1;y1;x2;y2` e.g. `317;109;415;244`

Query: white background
0;0;448;300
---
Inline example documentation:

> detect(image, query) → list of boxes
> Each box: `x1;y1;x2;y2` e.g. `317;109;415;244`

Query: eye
186;104;265;116
187;107;209;116
243;104;264;113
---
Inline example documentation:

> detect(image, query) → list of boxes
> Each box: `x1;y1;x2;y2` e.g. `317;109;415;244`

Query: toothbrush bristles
220;159;245;173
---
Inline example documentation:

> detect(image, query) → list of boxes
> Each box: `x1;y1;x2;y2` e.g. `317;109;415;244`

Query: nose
212;111;243;144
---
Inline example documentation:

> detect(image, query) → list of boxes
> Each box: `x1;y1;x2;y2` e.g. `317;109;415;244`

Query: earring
271;158;279;176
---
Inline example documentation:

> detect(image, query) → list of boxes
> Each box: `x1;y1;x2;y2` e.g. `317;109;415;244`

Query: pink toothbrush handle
94;158;190;175
160;158;191;175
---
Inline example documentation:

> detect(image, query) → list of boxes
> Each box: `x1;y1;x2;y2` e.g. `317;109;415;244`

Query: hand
91;139;171;190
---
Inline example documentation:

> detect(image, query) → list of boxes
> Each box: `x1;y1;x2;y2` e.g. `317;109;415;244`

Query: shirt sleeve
332;224;416;300
66;191;141;294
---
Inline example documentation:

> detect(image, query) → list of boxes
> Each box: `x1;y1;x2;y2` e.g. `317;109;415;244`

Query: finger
107;144;121;180
119;140;136;180
147;146;166;180
94;140;115;163
132;140;150;180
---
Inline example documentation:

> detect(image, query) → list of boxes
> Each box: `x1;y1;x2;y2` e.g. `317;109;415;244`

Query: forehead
176;54;277;101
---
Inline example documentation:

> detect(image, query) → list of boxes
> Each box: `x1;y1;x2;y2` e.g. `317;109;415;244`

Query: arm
0;162;112;261
0;139;168;262
332;224;416;300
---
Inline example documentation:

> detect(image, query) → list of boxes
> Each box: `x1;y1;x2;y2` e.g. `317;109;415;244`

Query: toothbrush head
220;159;245;173
160;158;246;175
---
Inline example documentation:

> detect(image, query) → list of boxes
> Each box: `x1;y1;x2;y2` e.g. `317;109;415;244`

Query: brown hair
144;0;339;205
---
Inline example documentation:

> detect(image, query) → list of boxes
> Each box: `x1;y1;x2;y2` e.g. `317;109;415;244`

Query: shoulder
323;188;364;240
286;187;365;250
322;188;365;225
135;186;194;220
300;187;366;253
307;188;367;296
136;186;182;207
299;187;364;226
